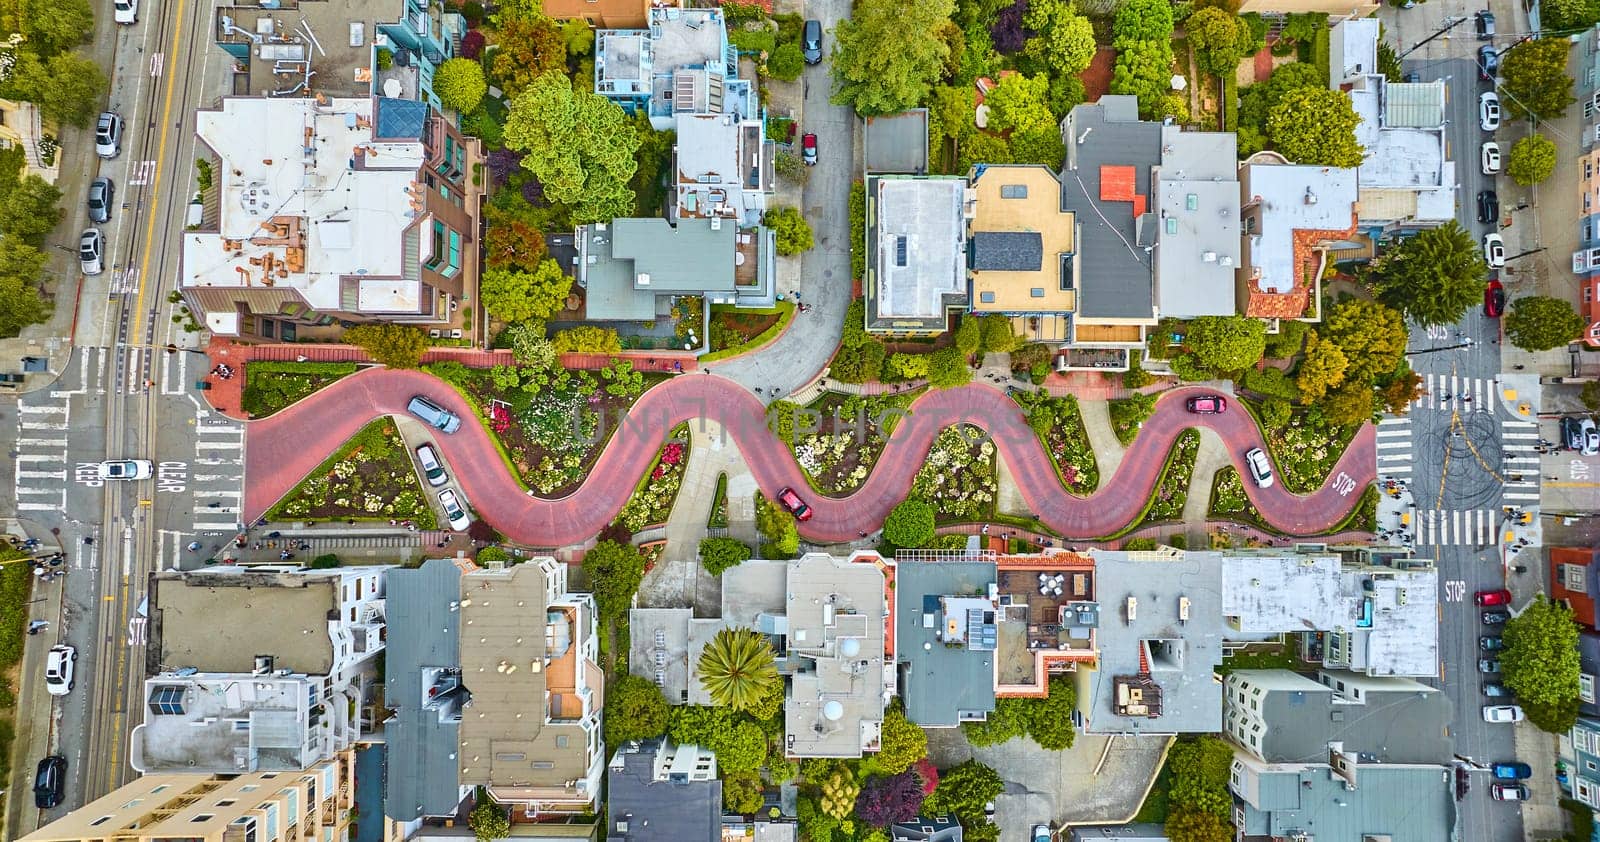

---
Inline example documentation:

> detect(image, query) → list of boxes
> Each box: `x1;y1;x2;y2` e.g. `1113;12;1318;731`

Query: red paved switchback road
244;369;1376;545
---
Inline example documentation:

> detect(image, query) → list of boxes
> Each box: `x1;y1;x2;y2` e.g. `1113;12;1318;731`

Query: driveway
243;370;1374;545
708;0;855;399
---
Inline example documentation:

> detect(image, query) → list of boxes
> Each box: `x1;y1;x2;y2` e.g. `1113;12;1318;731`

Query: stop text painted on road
1333;472;1357;496
1445;580;1466;602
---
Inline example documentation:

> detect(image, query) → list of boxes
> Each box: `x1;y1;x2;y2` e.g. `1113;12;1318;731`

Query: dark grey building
891;815;964;842
383;559;466;821
607;740;722;842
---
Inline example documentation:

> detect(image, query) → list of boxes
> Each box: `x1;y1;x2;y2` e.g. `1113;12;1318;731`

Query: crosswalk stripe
17;405;65;415
1503;420;1537;428
1503;432;1538;440
15;470;66;479
196;440;244;450
15;502;62;511
16;438;67;447
1378;441;1411;449
13;453;65;462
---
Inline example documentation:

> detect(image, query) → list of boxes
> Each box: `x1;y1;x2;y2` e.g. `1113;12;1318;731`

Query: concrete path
1181;427;1234;524
638;420;758;613
1078;399;1127;483
243;370;1376;545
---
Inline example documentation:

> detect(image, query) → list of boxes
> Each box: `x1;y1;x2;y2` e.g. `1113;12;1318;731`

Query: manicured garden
911;425;998;523
776;391;920;495
1207;466;1262;526
240;361;359;418
704;302;796;361
424;358;665;497
1140;429;1199;524
1248;399;1359;494
1108;393;1156;447
614;425;691;533
0;544;33;784
1013;389;1099;494
268;419;438;528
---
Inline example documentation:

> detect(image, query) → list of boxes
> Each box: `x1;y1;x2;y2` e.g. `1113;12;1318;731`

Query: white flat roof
181;97;425;311
357;279;423;312
1242;163;1358;293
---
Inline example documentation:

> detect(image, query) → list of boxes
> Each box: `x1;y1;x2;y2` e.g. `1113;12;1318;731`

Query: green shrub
729;27;777;55
309;553;341;569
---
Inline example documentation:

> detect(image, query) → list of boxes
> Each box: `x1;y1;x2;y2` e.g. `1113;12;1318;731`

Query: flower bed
708;472;729;529
425;359;666;497
1108;393;1157;447
910;425;998;522
615;424;691;533
1141;429;1200;524
1013;391;1099;494
268;419;438;527
1246;399;1359;494
786;391;919;495
1207;466;1265;526
240;361;359;418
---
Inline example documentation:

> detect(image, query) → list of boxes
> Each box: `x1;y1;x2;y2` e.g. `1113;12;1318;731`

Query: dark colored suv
34;755;65;809
1476;10;1495;40
1478;45;1499;80
802;19;822;65
1477;189;1498;224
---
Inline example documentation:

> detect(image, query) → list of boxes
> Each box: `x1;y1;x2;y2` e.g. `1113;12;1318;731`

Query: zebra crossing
12;396;70;513
1376;416;1413;476
1499;419;1540;504
1413;372;1495;413
1415;508;1503;546
190;419;245;533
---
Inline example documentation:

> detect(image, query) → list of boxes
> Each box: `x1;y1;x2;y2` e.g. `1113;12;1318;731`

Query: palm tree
697;627;779;711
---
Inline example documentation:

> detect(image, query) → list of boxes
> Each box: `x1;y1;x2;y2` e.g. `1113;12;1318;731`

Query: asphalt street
1382;52;1526;842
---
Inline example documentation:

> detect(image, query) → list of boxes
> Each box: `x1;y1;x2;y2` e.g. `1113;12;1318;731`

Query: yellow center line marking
128;0;189;346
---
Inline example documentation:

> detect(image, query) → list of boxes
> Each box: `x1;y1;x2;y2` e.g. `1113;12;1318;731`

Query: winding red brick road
243;369;1375;544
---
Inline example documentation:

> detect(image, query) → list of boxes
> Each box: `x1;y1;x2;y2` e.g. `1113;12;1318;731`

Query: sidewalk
2;522;66;841
1180;428;1233;527
637;420;758;613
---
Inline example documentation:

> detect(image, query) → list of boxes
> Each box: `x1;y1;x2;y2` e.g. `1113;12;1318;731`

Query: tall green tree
604;674;670;744
923;760;1003;823
583;539;647;623
926;345;972;388
1502;596;1582;733
1542;0;1600;31
503;71;641;224
468;792;510;842
1507;133;1558;186
982;73;1065;166
9;50;106;129
490;10;569;97
1321;298;1406;384
1369;221;1487;327
0;172;63;247
434;58;488;113
1166;808;1232;842
0;235;53;338
763;206;814;256
1022;0;1096;77
480;260;572;324
1187;7;1253;77
19;0;94;57
1113;0;1175;41
1184;315;1267;374
1499;37;1575;122
829;0;955;115
698;627;780;711
874;709;928;775
1109;39;1176;118
698;536;753;575
1505;295;1586;351
1266;87;1364;167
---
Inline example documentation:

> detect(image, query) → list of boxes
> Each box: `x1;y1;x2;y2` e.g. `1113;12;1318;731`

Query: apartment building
385;557;605;822
545;0;649;28
1574;25;1600;346
606;740;721;842
180;95;481;343
595;6;742;130
130;565;391;774
20;751;369;842
1236;158;1359;323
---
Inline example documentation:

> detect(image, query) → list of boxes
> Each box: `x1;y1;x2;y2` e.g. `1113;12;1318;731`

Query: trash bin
195;381;211;390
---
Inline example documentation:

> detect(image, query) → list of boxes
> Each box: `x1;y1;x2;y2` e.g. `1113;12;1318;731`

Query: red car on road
1484;279;1505;318
1185;395;1227;414
1476;589;1511;606
777;486;813;521
802;132;817;166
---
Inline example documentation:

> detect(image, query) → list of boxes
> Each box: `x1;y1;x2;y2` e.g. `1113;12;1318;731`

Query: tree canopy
0;170;63;247
1113;0;1176;41
1369;221;1487;327
345;324;429;368
1185;316;1267;374
875;709;929;775
883;498;937;549
583;539;647;623
1502;596;1582;732
504;71;641;224
480;260;572;324
1505;295;1585;351
926;345;973;389
7;49;107;128
763;206;815;256
699;536;753;575
1499;37;1575;122
1507;133;1558;186
1266;87;1364;167
1108;38;1176;118
1022;0;1096;77
829;0;955;115
0;235;52;339
1187;8;1253;77
982;73;1065;166
604;674;669;744
1321;298;1407;384
923;760;1003;824
856;772;927;828
697;626;780;711
490;11;568;97
469;794;510;842
434;58;488;113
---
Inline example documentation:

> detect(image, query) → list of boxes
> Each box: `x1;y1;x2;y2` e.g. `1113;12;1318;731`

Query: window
217;799;236;807
425;220;446;270
192;814;215;823
240;785;258;793
443;230;462;278
1583;673;1596;705
91;816;114;826
1000;184;1028;199
1580;778;1600;807
979;291;996;304
1564;563;1589;592
149;685;186;716
1030;288;1045;297
1165;217;1178;235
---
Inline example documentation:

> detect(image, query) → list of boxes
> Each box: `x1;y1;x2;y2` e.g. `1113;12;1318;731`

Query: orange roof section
1098;165;1146;217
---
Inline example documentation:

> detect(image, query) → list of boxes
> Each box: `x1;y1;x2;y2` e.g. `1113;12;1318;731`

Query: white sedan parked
1483;233;1506;268
1481;141;1501;175
1480;91;1502;132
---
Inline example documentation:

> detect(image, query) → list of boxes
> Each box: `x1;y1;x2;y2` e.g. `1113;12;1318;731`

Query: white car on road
44;645;76;696
113;0;137;23
97;459;153;480
1483;233;1506;268
1483;704;1525;723
1481;141;1501;175
438;488;472;531
1479;91;1501;131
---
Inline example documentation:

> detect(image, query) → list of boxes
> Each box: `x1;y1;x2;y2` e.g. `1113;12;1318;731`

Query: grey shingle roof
606;740;721;842
970;232;1043;272
383;559;465;821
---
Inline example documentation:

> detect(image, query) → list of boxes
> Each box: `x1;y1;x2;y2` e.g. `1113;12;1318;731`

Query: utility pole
1399;16;1470;59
